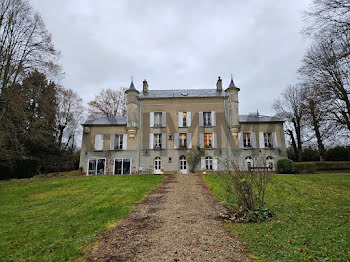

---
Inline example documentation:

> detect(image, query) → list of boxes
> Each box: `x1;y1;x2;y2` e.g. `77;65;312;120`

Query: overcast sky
30;0;311;115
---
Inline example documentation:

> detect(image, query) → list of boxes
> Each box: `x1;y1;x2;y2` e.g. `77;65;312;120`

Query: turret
225;76;240;137
125;79;139;138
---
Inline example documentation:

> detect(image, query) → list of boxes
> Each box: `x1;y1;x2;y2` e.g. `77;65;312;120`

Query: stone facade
79;77;287;175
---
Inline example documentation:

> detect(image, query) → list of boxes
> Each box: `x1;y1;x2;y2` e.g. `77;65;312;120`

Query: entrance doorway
180;155;187;174
114;158;131;175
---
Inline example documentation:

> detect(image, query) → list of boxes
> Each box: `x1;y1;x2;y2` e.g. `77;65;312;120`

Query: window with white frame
180;155;187;170
205;156;213;170
154;133;162;148
204;133;212;148
203;111;211;126
264;132;272;148
266;156;274;170
179;133;187;148
115;134;123;149
88;159;105;175
243;133;251;148
182;112;187;127
154;112;162;127
245;156;253;170
154;157;161;170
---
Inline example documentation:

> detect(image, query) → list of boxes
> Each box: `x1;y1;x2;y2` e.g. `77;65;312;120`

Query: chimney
143;79;148;92
216;76;222;92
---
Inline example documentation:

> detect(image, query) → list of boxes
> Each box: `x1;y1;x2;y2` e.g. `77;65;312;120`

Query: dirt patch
86;175;249;262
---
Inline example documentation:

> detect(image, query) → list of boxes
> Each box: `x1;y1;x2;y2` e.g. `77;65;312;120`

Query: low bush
294;162;317;174
277;159;295;173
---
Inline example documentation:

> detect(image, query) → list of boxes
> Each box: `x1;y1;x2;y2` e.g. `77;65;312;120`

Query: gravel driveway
86;174;249;262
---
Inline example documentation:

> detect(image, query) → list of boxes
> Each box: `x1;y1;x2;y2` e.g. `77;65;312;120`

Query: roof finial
231;74;233;82
257;109;259;116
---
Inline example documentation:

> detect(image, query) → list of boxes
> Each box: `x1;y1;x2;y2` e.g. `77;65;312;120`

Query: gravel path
86;174;249;262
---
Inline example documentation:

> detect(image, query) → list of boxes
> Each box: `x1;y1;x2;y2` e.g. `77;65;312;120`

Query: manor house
79;77;287;175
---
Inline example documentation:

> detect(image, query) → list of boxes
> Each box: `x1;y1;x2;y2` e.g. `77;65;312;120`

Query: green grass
204;173;350;261
33;170;80;178
0;175;163;262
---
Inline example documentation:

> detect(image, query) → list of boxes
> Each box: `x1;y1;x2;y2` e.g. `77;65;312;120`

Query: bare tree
299;36;350;133
88;88;126;117
0;0;62;93
55;87;84;149
274;85;306;161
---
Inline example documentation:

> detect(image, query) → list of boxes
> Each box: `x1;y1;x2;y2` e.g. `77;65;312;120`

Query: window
168;134;173;140
264;132;272;148
266;156;274;170
245;156;253;170
88;159;105;175
114;158;131;175
154;112;162;127
180;155;187;170
182;112;187;127
154;133;162;148
204;133;212;148
203;112;211;126
154;157;161;170
115;134;123;149
243;133;251;148
205;156;213;170
179;133;187;148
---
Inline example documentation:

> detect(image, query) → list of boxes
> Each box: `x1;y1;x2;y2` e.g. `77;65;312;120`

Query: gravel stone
86;175;249;262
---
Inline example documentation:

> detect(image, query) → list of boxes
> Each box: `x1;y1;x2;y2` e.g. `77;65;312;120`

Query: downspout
138;97;142;169
223;95;230;170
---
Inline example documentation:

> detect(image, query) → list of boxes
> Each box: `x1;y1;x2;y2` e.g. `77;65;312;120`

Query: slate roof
239;114;284;123
82;114;283;126
139;89;228;99
82;116;127;126
128;81;136;91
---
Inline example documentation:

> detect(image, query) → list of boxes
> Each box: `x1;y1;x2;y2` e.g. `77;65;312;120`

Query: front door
180;156;187;174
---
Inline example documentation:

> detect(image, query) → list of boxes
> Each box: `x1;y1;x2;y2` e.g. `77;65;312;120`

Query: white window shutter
110;135;115;150
149;133;154;149
161;133;166;149
187;112;191;127
213;158;218;171
238;132;243;148
212;132;217;148
178;112;183;127
201;157;205;170
162;112;166;127
199;133;204;148
199;111;204;127
259;132;264;148
95;134;103;150
211;111;216;126
273;132;278;148
251;132;257;148
122;134;128;150
150;112;154;127
174;133;179;149
188;133;192;148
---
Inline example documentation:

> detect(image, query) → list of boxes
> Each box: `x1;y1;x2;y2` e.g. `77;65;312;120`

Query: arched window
245;156;253;170
266;156;274;170
205;156;213;170
154;157;161;170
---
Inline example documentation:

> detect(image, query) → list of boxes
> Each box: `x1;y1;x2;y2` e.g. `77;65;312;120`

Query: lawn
0;174;163;262
204;173;350;261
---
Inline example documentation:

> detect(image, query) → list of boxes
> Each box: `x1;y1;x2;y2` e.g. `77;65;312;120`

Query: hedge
294;161;350;174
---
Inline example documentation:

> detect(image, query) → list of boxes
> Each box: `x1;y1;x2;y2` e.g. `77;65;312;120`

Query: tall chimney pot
143;79;148;92
216;76;222;92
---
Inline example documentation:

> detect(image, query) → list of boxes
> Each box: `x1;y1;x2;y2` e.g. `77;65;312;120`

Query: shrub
294;162;317;174
186;146;205;173
277;159;295;174
301;147;320;161
326;146;350;161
